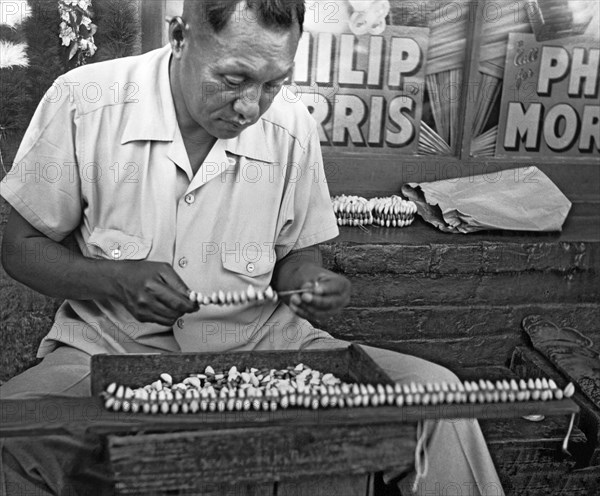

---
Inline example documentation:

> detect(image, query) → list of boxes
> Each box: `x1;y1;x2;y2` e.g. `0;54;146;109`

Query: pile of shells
332;195;418;227
101;363;575;415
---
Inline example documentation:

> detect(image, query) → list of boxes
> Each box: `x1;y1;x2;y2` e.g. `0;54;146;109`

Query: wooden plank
193;482;275;496
277;475;369;496
107;423;414;494
0;396;578;439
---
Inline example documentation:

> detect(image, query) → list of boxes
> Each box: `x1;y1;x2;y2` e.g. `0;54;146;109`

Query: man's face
173;10;301;139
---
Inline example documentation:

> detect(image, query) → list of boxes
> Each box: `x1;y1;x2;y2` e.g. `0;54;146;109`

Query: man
0;1;504;494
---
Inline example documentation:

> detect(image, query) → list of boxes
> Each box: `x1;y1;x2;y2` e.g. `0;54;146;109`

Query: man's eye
224;76;244;87
266;80;284;90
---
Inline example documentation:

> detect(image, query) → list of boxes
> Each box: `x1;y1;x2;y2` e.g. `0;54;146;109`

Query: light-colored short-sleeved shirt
1;45;340;357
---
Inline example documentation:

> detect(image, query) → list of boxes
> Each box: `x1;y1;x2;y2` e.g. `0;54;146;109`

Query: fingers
118;262;198;325
135;299;182;326
288;275;351;320
129;284;193;326
153;280;197;314
156;265;198;313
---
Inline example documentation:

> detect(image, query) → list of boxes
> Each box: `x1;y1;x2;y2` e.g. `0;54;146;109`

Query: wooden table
0;345;579;495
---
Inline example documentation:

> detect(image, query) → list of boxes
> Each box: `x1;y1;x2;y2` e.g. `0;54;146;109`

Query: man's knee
359;345;461;384
416;361;460;384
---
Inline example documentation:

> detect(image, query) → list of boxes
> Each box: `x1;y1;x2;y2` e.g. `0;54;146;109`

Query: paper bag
401;166;572;233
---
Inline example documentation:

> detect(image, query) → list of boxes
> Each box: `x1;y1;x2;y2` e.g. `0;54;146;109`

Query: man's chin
209;122;246;140
217;128;244;139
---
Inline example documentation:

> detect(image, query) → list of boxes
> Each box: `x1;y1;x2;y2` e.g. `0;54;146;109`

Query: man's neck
181;133;217;175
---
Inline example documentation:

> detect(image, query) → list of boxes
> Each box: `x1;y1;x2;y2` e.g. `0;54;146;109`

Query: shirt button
177;318;185;329
185;194;195;204
246;262;255;273
111;248;122;259
228;157;237;166
178;257;188;268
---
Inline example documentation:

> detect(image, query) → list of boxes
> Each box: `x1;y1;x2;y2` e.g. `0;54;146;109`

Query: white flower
78;0;91;10
78;38;97;57
60;25;76;46
0;40;29;68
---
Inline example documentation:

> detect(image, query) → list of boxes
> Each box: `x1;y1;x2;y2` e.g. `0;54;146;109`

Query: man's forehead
194;12;299;68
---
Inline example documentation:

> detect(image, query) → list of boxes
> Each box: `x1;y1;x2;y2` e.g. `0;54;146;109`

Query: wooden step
461;366;588;496
373;365;589;496
511;346;600;467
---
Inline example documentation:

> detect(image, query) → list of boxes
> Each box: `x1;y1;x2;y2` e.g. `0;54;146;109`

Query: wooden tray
91;345;392;395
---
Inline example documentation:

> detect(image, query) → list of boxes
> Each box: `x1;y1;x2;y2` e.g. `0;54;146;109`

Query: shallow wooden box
90;344;579;495
91;345;415;495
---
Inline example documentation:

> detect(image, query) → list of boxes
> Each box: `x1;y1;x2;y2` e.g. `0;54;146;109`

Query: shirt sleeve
275;121;339;259
0;75;83;242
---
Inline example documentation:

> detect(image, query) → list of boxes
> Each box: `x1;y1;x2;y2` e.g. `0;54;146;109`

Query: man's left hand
287;271;351;322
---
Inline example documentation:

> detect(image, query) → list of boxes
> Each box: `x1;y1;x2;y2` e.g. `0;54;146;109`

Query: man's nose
233;86;261;124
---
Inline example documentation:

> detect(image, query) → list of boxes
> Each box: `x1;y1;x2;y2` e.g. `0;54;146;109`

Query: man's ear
168;16;188;57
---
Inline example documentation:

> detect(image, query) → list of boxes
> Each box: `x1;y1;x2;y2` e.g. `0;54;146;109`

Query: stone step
318;204;600;369
320;304;600;368
343;272;599;307
323;203;600;277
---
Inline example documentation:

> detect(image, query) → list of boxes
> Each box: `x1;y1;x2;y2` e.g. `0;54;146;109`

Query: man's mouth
221;119;241;128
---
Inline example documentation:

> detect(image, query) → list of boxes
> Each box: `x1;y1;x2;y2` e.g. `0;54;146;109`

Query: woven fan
418;0;469;154
471;0;532;150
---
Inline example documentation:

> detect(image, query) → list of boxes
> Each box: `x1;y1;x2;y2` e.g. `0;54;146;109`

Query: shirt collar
223;123;274;163
121;45;176;144
121;45;274;164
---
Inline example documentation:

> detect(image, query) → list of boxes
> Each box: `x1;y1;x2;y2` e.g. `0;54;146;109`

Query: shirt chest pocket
221;243;276;282
86;228;152;260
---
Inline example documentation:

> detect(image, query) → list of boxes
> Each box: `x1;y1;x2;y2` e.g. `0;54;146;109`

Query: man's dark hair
184;0;305;34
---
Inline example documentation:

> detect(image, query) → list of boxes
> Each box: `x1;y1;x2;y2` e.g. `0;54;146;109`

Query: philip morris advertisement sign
288;1;429;154
496;32;599;158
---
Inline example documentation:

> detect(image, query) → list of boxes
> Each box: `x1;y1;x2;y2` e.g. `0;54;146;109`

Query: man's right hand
1;209;197;327
112;261;198;326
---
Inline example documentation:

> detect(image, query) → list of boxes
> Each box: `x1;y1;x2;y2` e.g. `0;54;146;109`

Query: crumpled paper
401;166;571;233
